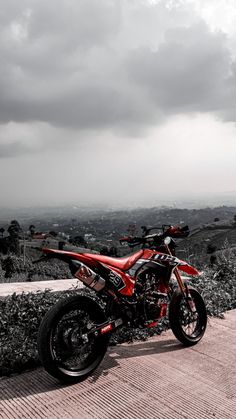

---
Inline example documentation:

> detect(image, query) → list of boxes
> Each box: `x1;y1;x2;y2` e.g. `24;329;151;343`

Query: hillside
1;205;236;281
177;218;236;266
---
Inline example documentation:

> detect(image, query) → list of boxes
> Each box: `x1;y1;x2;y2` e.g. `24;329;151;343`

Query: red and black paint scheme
37;224;207;384
42;246;198;299
41;225;196;329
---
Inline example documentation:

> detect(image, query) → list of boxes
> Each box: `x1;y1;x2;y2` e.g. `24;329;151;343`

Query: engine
135;268;169;324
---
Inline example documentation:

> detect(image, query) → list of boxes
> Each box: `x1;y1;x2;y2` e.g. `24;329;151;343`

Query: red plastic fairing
178;264;199;276
42;248;98;269
101;264;135;296
42;248;137;296
167;226;181;236
142;249;156;259
81;250;144;271
141;249;199;276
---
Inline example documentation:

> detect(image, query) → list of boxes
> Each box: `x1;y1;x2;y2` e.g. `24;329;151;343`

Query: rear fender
41;248;99;269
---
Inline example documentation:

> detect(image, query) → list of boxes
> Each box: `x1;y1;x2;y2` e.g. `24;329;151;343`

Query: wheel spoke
169;287;207;347
50;308;99;373
179;298;200;338
38;295;109;383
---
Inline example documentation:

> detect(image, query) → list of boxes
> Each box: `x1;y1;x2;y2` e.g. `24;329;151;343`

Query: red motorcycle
37;224;207;383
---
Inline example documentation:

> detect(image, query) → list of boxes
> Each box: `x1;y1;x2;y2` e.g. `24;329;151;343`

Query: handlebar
120;224;189;248
141;224;189;236
119;236;146;247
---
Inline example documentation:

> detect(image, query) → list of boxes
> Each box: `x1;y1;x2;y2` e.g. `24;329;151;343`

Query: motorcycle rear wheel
169;286;207;346
37;294;109;383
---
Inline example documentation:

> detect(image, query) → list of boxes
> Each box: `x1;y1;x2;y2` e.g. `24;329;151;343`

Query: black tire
169;286;207;346
37;295;109;383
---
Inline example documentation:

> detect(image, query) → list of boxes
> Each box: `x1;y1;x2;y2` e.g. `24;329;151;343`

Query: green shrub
0;290;77;376
0;255;71;283
190;260;236;317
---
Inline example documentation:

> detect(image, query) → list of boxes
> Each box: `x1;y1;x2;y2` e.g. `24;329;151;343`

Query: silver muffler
74;262;106;291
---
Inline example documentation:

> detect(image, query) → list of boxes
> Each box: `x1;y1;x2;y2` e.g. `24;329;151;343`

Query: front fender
178;263;199;276
152;252;199;276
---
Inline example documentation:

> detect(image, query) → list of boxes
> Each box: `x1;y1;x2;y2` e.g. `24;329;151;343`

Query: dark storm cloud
0;0;236;137
0;81;154;130
127;22;231;115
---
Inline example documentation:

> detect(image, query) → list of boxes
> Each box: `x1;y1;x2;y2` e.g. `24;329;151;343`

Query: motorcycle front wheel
37;294;109;383
169;286;207;346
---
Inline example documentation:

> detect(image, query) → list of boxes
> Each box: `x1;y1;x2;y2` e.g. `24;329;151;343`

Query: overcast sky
1;0;236;209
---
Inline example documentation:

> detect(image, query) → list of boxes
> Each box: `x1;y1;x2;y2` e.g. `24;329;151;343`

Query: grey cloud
0;0;121;48
0;79;155;133
29;0;122;49
126;22;231;115
0;0;236;136
221;61;236;120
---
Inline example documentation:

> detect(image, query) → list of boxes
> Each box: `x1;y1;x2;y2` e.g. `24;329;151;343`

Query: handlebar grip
119;236;145;247
166;225;190;238
119;236;130;243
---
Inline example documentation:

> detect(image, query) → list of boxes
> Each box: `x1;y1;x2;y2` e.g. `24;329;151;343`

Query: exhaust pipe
71;260;106;292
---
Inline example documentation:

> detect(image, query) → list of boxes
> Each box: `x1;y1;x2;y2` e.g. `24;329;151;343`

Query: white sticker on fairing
108;271;126;290
154;254;178;263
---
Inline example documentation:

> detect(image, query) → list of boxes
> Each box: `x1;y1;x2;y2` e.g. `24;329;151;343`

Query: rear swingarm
82;318;123;341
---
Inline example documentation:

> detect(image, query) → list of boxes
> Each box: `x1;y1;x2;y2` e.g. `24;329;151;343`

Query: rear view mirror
164;236;171;245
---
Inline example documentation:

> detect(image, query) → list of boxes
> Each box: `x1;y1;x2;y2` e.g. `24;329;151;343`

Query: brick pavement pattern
0;310;235;419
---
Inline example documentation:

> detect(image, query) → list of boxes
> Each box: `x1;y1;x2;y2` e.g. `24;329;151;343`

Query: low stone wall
0;279;83;298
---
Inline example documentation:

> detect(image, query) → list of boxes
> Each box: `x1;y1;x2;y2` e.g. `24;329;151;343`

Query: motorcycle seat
83;249;144;271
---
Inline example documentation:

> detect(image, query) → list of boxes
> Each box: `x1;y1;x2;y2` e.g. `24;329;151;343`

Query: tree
8;220;21;238
127;223;137;237
0;227;5;237
7;220;21;255
210;254;217;266
58;241;65;250
49;231;57;238
70;235;87;247
207;244;217;254
100;246;109;255
29;224;35;236
109;246;118;257
1;256;15;278
207;243;217;266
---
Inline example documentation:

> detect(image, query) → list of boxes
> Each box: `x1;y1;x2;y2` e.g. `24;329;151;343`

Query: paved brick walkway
0;310;235;419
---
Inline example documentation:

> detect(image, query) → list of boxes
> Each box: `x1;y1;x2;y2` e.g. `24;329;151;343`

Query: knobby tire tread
37;294;109;383
169;286;207;346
